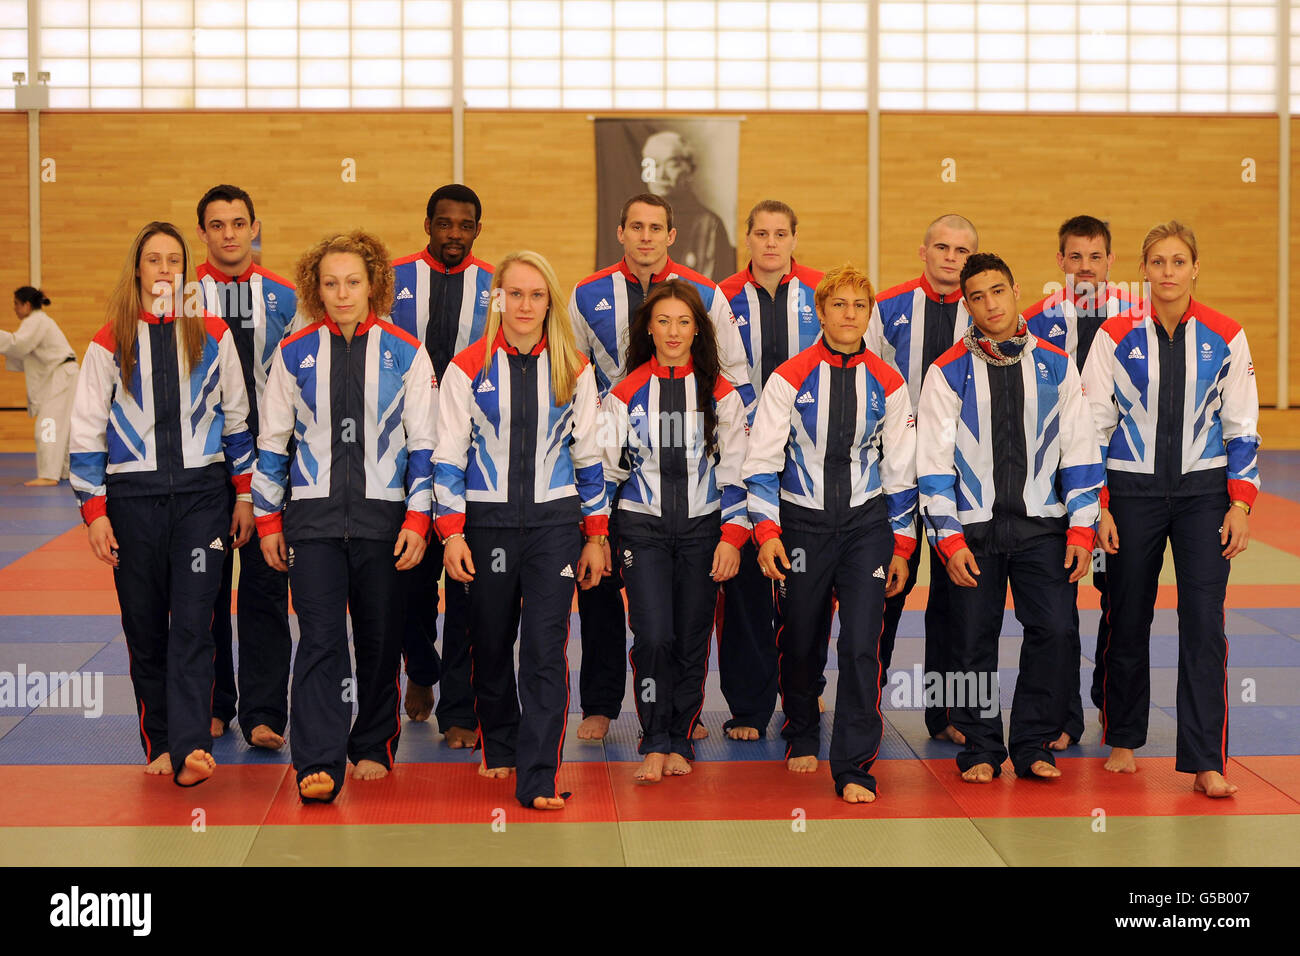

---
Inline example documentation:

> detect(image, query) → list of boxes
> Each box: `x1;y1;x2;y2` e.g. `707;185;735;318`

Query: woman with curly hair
253;230;438;803
600;279;750;782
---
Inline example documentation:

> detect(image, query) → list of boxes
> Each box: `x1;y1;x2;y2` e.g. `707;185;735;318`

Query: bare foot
818;697;825;713
635;752;665;782
663;753;692;776
211;717;227;738
352;759;388;780
1026;760;1061;779
404;682;434;722
726;725;760;741
249;724;285;750
933;725;967;745
961;763;996;783
577;715;611;740
1103;746;1138;774
176;749;215;786
1194;770;1238;798
299;771;336;800
24;478;58;487
532;796;565;810
842;783;876;804
444;726;477;749
478;760;512;779
1047;731;1072;751
691;723;709;740
145;753;173;775
787;755;818;773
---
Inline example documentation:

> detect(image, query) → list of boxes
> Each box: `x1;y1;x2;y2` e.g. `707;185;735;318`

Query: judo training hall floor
0;452;1298;868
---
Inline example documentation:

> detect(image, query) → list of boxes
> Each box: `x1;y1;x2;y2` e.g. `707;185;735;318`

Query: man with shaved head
866;213;978;745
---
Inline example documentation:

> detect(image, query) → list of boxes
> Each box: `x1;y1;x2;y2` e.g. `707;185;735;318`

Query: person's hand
1098;508;1119;555
443;536;475;583
710;541;741;582
394;528;427;570
885;554;909;598
1064;544;1091;583
601;539;612;577
1221;506;1250;559
757;538;790;582
261;531;288;572
946;548;980;588
88;515;119;568
230;500;254;548
577;541;607;589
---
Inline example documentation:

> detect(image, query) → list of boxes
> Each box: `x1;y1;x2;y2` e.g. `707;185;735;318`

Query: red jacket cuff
1098;485;1110;509
402;510;430;538
255;512;283;536
231;472;252;494
1227;479;1258;509
434;512;465;540
893;533;917;561
753;519;781;546
936;533;968;564
1066;525;1096;551
81;495;107;526
582;514;609;537
720;522;749;549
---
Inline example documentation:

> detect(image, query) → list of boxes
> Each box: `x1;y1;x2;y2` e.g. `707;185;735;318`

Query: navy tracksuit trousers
776;517;892;796
1099;493;1231;773
715;539;780;733
575;515;626;722
467;525;581;807
623;532;716;759
945;535;1073;778
288;537;406;802
109;490;228;784
401;539;476;732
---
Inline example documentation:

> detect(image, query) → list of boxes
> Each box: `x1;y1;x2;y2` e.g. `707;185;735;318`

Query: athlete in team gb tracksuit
917;253;1101;783
70;221;255;787
600;280;750;781
1081;221;1260;798
744;264;917;803
253;231;437;803
437;250;609;811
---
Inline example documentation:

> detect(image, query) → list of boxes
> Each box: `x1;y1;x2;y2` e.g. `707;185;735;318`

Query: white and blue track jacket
1023;281;1140;370
252;313;437;542
742;337;918;557
389;249;494;380
568;256;755;409
433;329;610;538
916;333;1102;561
69;311;254;525
1080;299;1261;508
718;260;825;405
197;261;297;422
599;356;750;547
866;273;972;410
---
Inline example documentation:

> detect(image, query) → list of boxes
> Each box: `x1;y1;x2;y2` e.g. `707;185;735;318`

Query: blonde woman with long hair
434;250;609;811
68;221;255;787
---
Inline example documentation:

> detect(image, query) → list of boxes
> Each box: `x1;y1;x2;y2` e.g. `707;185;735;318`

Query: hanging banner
595;117;740;284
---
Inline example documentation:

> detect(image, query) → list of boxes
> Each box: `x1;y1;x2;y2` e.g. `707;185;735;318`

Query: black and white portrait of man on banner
595;117;740;284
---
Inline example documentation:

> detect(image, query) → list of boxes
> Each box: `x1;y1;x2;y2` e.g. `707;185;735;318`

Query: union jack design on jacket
1023;281;1141;366
69;310;255;525
568;256;755;409
916;332;1103;560
741;337;918;557
599;357;751;548
433;330;610;538
389;250;494;363
252;313;437;541
718;261;824;404
1080;299;1261;508
866;273;972;409
197;262;298;406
